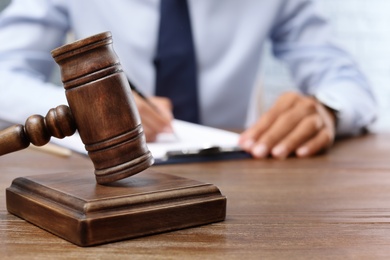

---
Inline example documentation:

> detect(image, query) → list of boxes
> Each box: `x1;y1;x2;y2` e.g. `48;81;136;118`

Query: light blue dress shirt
0;0;377;135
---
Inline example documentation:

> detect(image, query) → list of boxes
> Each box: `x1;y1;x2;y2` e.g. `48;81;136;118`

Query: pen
29;143;73;157
128;79;161;112
127;79;176;135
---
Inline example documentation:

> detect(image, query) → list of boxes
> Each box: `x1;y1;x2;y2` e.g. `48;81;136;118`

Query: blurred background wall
1;0;389;131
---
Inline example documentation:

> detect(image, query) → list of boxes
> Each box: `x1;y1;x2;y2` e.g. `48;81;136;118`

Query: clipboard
146;120;251;164
50;120;252;165
154;145;251;165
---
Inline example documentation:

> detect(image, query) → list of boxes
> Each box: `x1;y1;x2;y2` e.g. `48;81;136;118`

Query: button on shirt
0;0;377;135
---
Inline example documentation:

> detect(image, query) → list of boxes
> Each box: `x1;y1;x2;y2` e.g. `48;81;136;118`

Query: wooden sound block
6;170;226;246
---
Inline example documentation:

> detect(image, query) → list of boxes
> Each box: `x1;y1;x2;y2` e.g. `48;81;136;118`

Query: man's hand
239;92;336;159
133;94;173;142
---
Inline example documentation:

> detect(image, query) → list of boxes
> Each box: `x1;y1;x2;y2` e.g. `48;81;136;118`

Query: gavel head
51;31;154;184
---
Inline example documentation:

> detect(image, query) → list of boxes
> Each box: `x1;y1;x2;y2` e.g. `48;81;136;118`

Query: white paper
147;120;240;159
50;120;241;160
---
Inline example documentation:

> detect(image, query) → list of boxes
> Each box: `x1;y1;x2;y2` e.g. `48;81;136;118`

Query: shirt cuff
312;82;377;136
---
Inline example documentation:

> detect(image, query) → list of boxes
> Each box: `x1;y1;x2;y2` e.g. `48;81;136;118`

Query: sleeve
0;0;70;125
269;0;377;136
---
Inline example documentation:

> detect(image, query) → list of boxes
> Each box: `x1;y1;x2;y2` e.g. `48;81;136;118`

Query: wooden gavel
0;31;154;184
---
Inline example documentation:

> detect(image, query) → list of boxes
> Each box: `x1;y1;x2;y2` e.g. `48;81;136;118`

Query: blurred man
0;0;376;159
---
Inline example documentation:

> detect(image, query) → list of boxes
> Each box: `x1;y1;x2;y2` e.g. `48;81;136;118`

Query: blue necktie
154;0;199;123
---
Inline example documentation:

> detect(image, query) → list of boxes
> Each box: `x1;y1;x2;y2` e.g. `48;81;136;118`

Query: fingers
239;92;300;149
273;112;330;158
149;96;174;121
295;104;336;157
133;94;174;142
295;127;334;157
239;92;336;159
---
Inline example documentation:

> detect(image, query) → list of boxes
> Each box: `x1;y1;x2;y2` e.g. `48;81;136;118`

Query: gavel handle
0;124;30;156
0;105;76;156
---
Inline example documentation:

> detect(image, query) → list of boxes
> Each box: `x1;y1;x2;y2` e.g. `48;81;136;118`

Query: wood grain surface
1;132;390;259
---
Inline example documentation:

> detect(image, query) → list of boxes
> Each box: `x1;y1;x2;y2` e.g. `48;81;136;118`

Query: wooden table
1;133;390;259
